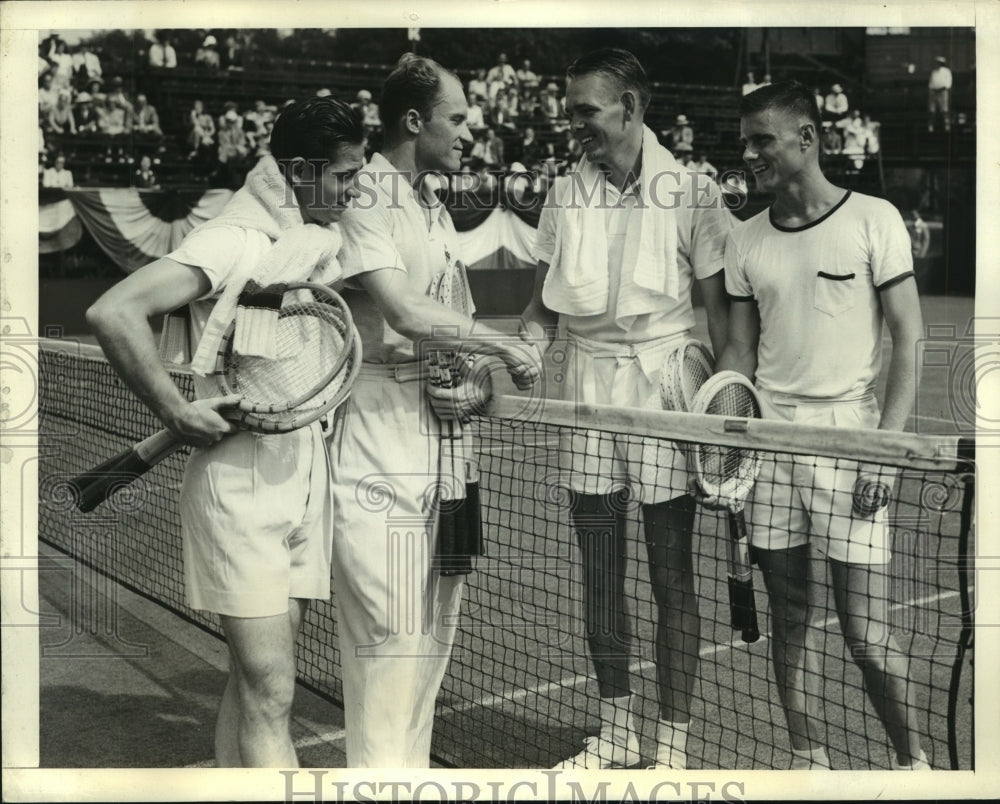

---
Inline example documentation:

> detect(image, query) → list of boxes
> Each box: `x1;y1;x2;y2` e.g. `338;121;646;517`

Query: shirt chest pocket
813;271;857;317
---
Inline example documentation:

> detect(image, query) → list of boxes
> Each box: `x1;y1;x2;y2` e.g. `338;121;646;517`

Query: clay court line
182;589;964;766
438;588;962;718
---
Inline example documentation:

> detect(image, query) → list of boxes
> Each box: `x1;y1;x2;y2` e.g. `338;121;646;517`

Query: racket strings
694;380;763;499
224;297;351;411
680;346;713;406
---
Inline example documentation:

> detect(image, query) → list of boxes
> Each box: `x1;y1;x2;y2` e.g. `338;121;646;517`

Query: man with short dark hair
334;53;543;768
522;47;732;770
718;80;927;770
85;97;366;768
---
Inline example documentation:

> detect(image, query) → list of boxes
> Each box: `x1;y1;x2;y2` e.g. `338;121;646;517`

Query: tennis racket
659;338;715;413
70;281;361;513
429;261;482;576
689;370;763;643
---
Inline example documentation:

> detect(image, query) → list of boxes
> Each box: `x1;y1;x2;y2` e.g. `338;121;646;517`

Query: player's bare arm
520;259;559;349
716;298;760;382
86;257;239;446
697;270;730;359
358;266;543;390
877;276;923;432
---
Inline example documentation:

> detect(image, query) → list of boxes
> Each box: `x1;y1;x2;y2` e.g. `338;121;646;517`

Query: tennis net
37;339;975;770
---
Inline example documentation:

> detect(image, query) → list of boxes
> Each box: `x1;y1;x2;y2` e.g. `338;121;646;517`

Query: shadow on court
37;542;350;768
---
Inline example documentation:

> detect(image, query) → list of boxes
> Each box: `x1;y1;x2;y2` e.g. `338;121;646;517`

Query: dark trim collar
769;190;852;232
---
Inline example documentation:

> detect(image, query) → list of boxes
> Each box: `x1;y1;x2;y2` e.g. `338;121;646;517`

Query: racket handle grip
71;429;181;513
726;513;754;579
728;576;761;643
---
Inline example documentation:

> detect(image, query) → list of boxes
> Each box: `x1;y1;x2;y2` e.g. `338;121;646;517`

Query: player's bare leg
216;598;308;767
215;662;242;766
555;492;639;769
755;544;827;768
829;559;927;768
642;495;698;769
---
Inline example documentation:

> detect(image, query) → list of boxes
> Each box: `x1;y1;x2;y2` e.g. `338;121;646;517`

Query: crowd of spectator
38;31;903;196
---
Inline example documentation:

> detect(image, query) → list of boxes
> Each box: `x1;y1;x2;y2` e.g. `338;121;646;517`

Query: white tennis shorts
557;333;689;504
181;424;333;617
746;389;891;564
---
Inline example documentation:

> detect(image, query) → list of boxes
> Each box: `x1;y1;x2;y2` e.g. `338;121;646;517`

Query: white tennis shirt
337;152;468;364
533;168;733;344
724;190;915;399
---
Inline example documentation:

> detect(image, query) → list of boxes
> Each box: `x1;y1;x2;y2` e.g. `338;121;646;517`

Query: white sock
655;720;689;769
598;695;634;746
790;746;830;769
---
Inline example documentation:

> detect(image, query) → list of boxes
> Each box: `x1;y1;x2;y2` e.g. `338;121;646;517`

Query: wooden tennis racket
70;281;361;513
689;371;764;643
659;338;715;413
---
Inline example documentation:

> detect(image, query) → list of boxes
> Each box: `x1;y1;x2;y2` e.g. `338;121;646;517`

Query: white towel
542;125;681;328
187;155;344;375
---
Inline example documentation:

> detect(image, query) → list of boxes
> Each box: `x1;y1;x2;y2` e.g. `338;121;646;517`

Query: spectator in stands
223;32;245;71
841;110;868;169
666;114;694;155
487;52;517;92
928;55;952;133
74;92;99;134
471;126;504;170
495;86;520;130
187;98;216;169
133;153;160;189
519;90;544;126
47;38;74;91
468;68;488;105
86;75;104;98
863;113;881;154
821;120;843;155
149;32;178;70
742;71;759;96
467;93;487;132
518;125;541;166
823;83;849;124
72;41;103;87
517;59;540;93
354;89;381;132
217;100;244;133
908;209;931;258
316;88;332;98
244;99;275;130
106;76;135;124
46;89;77;135
42;153;74;188
244;99;275;150
540;82;562;123
217;108;250;187
814;86;825;114
133;94;164;147
97;93;129;164
759;73;772;89
38;71;59;118
196;34;221;70
691;153;717;180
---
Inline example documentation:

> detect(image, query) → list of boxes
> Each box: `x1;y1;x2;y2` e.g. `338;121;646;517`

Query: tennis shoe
554;735;641;769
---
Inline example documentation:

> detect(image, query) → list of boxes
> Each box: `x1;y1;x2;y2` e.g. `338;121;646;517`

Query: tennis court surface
36;296;975;769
